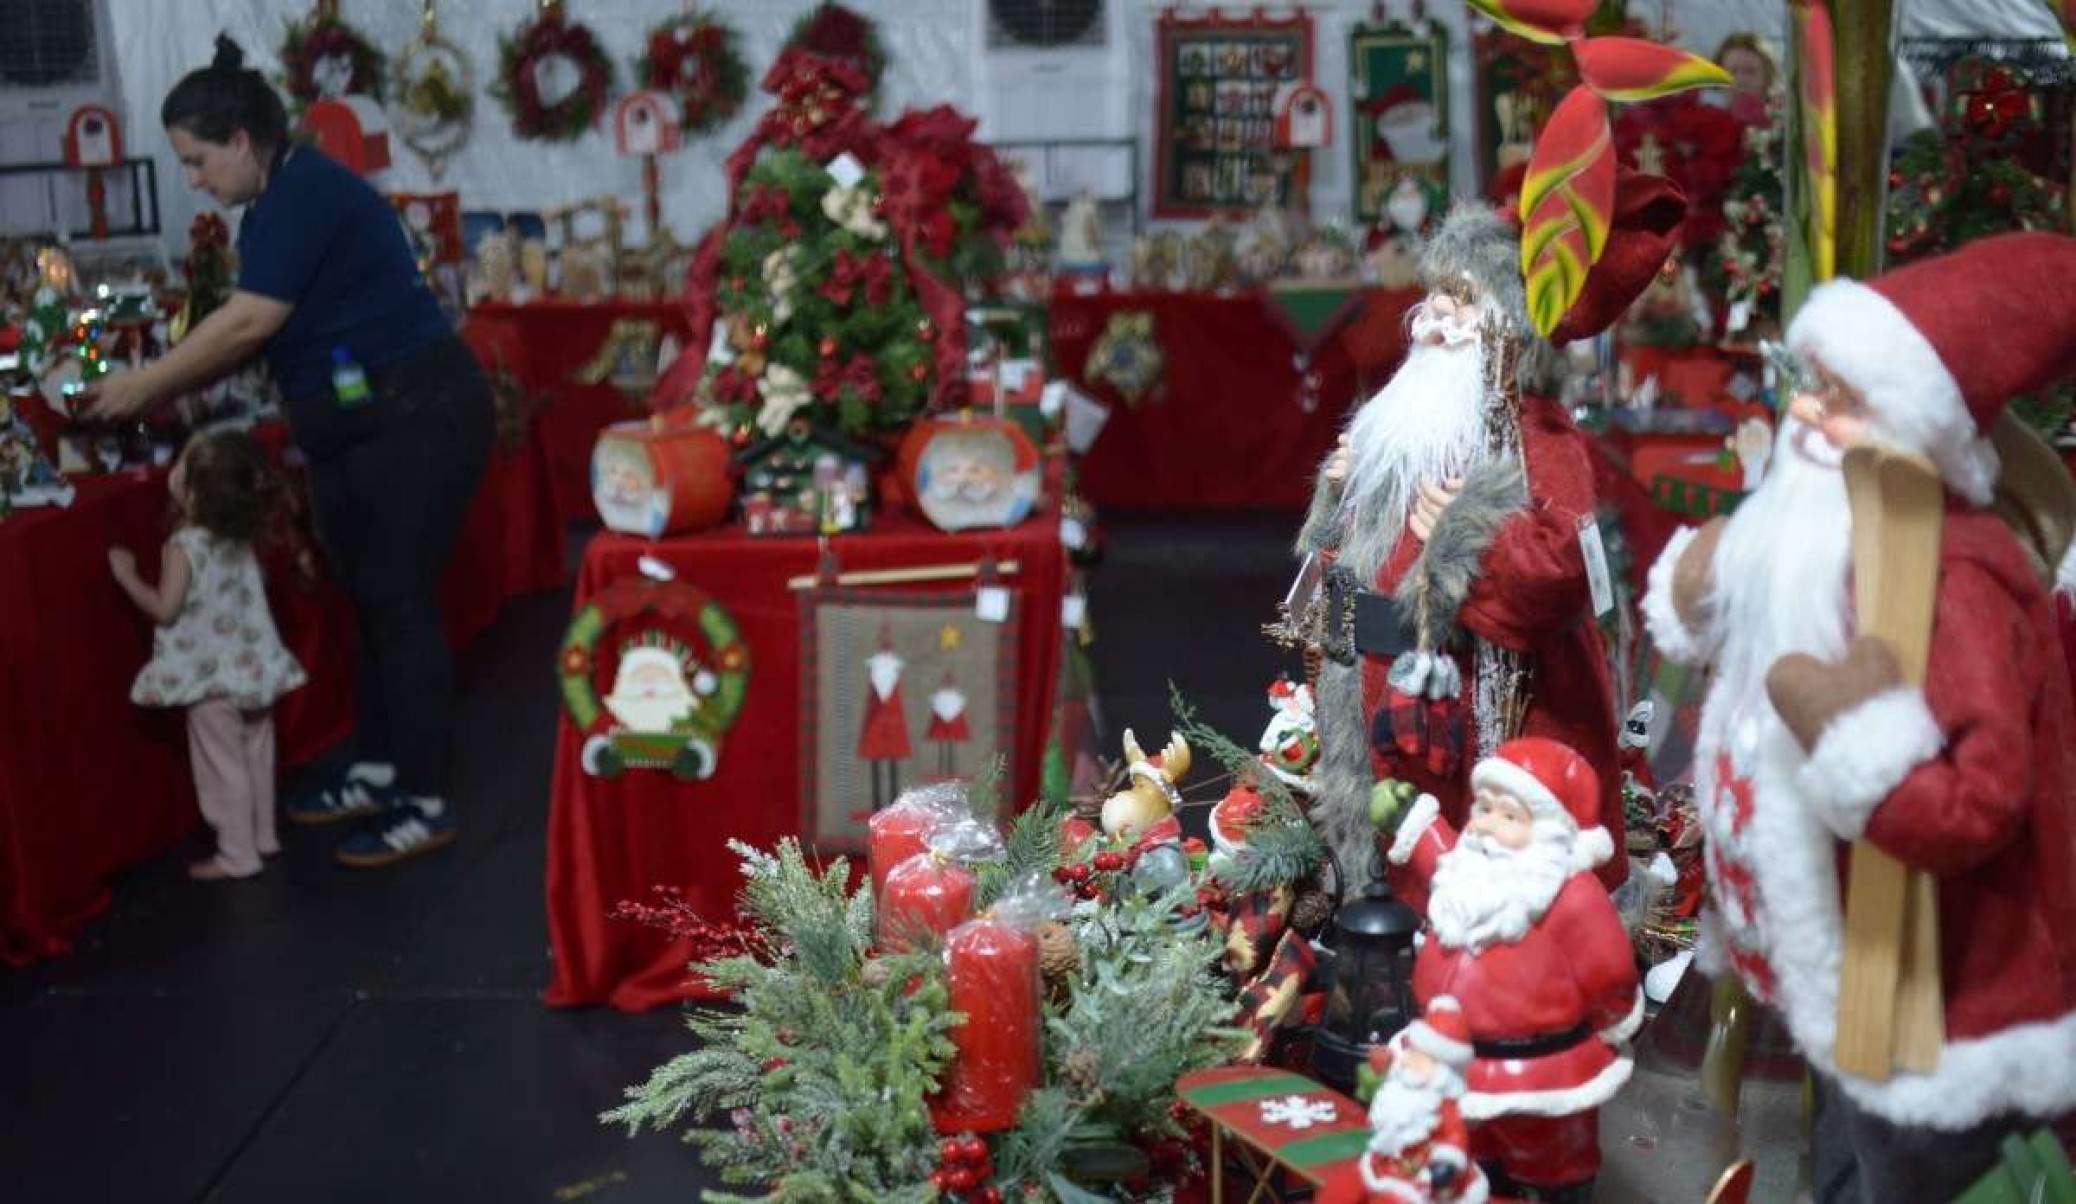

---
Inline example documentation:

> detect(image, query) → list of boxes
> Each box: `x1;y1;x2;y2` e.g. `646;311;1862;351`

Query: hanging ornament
491;0;616;143
1083;310;1164;407
277;0;387;117
392;0;474;180
635;7;749;136
560;574;750;780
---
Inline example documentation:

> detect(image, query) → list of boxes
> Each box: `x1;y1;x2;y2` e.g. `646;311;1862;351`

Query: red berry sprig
932;1133;997;1201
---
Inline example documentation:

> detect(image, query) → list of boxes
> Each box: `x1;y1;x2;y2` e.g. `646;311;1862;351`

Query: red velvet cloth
0;429;567;966
1048;288;1420;511
464;301;695;523
544;510;1068;1012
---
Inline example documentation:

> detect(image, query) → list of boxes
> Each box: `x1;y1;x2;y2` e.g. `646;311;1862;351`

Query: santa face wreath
637;9;749;136
491;0;616;143
277;0;386;114
559;576;749;780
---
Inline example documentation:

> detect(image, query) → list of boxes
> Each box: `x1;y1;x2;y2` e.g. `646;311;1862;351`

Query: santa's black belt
1470;1021;1593;1061
1325;568;1416;662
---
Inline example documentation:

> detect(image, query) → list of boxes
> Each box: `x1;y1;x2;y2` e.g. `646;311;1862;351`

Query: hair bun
211;33;245;73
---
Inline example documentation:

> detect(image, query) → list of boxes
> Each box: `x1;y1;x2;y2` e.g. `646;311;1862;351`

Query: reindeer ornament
1101;729;1191;841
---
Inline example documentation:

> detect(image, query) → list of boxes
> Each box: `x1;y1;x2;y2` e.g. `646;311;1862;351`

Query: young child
111;429;307;880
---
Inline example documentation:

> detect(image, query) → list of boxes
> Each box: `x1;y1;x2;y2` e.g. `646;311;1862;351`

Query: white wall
103;0;2062;255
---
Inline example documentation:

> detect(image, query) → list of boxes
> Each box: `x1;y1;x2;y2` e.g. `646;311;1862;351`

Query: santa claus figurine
1385;738;1643;1202
1318;997;1490;1204
1641;231;2076;1200
1296;186;1685;900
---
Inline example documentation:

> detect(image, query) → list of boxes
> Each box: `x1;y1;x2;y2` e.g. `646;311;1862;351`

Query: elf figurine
1384;738;1643;1202
1318;997;1490;1204
1641;232;2076;1201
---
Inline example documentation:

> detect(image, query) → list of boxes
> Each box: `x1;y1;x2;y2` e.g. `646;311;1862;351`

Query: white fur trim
1469;759;1568;829
1787;279;1998;506
1389;793;1442;866
1569;825;1615;872
1406;1021;1474;1068
1795;687;1943;840
1830;1008;2076;1129
1642;525;1713;665
1461;1052;1634;1120
1598;989;1647;1045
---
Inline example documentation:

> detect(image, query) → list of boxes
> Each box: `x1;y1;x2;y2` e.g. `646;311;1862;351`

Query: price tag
1060;517;1088;550
826;153;866;190
1578;516;1614;619
1061;594;1088;629
976;585;1011;624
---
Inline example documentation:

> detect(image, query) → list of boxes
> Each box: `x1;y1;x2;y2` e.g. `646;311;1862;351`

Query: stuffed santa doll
1385;738;1643;1202
1641;231;2076;1201
1295;178;1685;900
1318;997;1491;1204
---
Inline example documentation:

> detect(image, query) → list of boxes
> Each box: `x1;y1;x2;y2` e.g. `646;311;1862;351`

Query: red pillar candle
868;801;944;903
933;917;1042;1133
876;852;976;953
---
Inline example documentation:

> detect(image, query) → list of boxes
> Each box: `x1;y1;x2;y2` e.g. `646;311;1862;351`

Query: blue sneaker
285;769;399;826
335;798;457;868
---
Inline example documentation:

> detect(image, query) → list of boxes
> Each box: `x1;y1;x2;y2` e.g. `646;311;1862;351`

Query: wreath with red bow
491;3;616;143
636;10;749;136
277;4;386;115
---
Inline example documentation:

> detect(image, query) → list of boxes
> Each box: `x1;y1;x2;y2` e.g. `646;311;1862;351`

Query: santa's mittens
1671;516;1727;632
1765;636;1905;753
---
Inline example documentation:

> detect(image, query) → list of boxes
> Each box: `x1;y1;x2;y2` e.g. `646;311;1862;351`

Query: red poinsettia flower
1613;94;1745;251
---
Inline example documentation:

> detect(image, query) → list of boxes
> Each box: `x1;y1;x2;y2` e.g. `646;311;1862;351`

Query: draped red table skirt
544;511;1068;1012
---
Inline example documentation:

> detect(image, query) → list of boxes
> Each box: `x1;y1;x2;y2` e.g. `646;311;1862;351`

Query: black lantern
1311;848;1422;1093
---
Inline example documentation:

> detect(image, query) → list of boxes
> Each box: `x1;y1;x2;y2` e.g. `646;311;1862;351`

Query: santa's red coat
857;685;913;761
1316;1097;1487;1204
1390;809;1642;1122
1644;505;2076;1128
1362;396;1624;893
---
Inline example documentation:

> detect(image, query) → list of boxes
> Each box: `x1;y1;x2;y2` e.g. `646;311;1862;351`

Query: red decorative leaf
1574;37;1733;101
1464;0;1596;45
1519;87;1616;336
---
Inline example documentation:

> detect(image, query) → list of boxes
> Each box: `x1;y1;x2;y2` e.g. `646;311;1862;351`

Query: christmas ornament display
736;419;876;536
1884;58;2069;267
392;0;474;180
1706;95;1785;340
636;9;749;135
491;0;615;143
895;412;1041;533
559;573;749;780
590;419;734;539
277;0;386;116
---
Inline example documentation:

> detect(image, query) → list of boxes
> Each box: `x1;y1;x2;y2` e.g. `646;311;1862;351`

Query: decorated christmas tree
651;24;1028;445
1705;98;1786;341
1884;59;2069;266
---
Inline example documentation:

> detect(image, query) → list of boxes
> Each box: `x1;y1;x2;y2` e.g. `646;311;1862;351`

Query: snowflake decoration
1259;1094;1339;1130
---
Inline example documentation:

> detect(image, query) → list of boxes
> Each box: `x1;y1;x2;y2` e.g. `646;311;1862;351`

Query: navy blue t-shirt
235;145;450;401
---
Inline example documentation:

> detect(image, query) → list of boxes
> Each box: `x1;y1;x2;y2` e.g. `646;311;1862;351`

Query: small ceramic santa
1318;997;1491;1204
1386;738;1642;1202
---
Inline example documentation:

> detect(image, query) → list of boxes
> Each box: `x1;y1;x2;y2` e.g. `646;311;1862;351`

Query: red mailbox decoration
64;105;123;168
1275;82;1333;149
303;96;392;175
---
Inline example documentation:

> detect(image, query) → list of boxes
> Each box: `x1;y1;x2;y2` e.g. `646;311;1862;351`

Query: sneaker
335;800;456;868
286;770;398;826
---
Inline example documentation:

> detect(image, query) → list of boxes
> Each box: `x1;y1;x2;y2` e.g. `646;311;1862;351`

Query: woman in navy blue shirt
93;36;491;870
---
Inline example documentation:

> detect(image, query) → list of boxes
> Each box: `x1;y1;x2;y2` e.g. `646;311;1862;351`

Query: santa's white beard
605;691;692;733
1340;306;1491;536
1427;823;1572;951
1366;1073;1448;1156
1710;417;1854;699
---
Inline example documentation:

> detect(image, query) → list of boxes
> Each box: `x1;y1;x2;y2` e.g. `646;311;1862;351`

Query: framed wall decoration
799;589;1017;854
1471;29;1576;193
1349;20;1451;224
1153;9;1314;218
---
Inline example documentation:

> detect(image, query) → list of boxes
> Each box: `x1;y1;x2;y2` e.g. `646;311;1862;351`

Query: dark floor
0;513;1298;1204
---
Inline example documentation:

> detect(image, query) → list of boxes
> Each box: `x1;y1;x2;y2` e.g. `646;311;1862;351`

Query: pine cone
1290;888;1335;937
1038;921;1081;983
1063;1048;1102;1092
859;957;893;989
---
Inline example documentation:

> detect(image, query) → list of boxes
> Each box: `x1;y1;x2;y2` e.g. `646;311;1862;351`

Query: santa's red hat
1401;996;1474;1070
1469;737;1613;871
1787;232;2076;506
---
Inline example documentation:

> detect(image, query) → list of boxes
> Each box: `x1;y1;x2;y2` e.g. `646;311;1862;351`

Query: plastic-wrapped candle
931;877;1067;1133
867;782;969;902
875;817;1001;953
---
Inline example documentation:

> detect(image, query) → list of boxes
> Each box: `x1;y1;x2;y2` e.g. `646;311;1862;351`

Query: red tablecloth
1048;288;1420;511
544;511;1069;1012
465;301;693;524
0;430;568;967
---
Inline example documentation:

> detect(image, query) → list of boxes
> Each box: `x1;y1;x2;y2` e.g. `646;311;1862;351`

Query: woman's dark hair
160;34;288;153
181;428;281;546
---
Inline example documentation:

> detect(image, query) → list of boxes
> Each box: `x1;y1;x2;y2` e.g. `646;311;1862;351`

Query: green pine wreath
636;10;749;135
491;6;616;143
558;576;749;780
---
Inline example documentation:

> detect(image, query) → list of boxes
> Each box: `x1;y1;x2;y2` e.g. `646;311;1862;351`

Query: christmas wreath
277;3;386;114
559;575;749;780
636;9;749;135
491;2;616;143
783;3;888;100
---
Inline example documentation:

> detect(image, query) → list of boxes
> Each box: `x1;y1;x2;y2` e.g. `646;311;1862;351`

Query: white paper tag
998;358;1039;395
1040;379;1069;421
706;321;734;366
1061;594;1087;629
1060;517;1088;550
976;586;1011;624
1578;517;1614;619
826;152;866;190
1727;299;1753;334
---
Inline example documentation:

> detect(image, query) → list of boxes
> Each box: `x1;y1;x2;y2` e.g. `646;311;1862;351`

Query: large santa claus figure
1641;231;2076;1201
1385;738;1642;1202
1318;997;1490;1204
1297;196;1676;897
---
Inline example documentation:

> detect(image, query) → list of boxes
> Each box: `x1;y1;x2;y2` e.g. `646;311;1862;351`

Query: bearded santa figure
1318;997;1490;1204
1385;738;1642;1202
1641;232;2076;1201
1297;193;1682;900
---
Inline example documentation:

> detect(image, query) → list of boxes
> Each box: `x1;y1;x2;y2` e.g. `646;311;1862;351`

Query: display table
464;301;694;524
0;430;568;967
1048;287;1421;511
544;511;1070;1012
